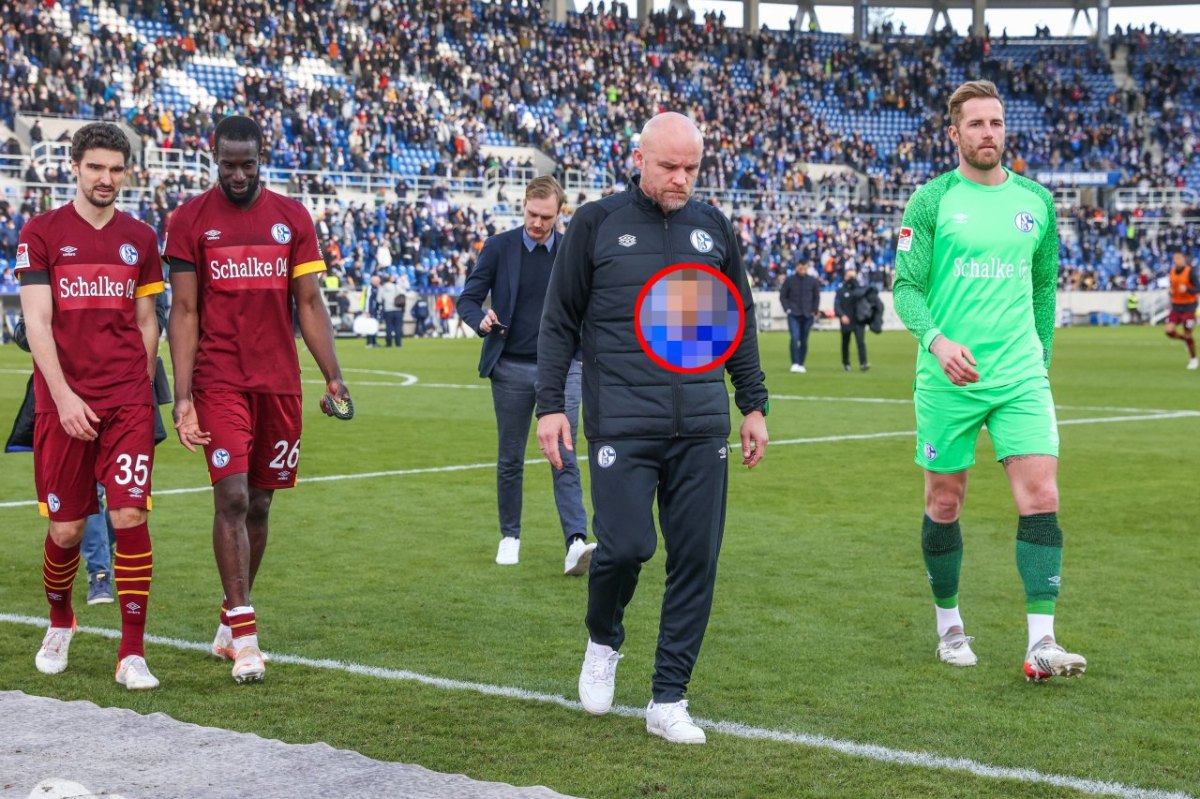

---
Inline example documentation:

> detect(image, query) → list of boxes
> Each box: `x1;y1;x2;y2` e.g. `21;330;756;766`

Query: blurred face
73;148;127;208
1173;252;1186;270
844;270;857;283
523;194;560;244
216;137;263;207
950;97;1006;173
634;127;702;214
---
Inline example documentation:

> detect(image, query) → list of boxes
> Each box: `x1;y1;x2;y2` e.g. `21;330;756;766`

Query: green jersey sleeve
1027;180;1060;367
893;173;956;351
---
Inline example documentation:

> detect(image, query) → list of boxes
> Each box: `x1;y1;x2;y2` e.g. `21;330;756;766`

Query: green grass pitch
0;325;1197;799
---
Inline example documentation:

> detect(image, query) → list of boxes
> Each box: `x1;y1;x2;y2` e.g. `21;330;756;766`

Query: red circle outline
633;262;746;374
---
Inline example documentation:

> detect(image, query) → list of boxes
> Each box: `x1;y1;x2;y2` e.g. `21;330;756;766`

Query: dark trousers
384;311;405;347
841;323;867;366
787;313;815;366
585;436;729;702
490;357;586;542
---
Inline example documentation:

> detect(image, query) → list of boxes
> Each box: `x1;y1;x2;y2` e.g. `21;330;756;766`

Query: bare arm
20;283;99;440
294;272;349;410
166;267;208;450
135;294;158;380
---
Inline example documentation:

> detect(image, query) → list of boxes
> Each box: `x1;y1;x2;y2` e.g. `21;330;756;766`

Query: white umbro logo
60;246;78;256
277;471;291;481
618;234;636;248
125;601;142;613
128;487;144;497
952;213;969;224
718;446;727;460
205;229;222;241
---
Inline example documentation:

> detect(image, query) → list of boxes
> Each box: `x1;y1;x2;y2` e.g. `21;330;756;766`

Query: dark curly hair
70;122;131;165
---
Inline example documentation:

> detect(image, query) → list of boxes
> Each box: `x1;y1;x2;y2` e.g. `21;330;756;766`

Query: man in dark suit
457;176;595;574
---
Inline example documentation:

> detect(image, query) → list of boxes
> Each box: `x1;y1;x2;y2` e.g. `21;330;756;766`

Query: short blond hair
525;175;565;208
947;80;1004;127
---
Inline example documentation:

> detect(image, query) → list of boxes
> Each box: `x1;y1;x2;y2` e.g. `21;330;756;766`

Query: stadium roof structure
548;0;1192;39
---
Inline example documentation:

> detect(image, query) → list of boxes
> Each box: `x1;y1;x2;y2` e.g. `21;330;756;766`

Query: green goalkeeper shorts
914;376;1059;473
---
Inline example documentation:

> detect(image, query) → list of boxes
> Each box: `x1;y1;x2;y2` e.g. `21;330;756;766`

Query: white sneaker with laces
646;699;706;744
35;622;75;675
789;363;803;373
1188;357;1198;370
232;645;267;684
564;539;597;576
578;639;622;715
1024;637;1087;682
115;655;160;690
496;537;520;566
936;632;978;667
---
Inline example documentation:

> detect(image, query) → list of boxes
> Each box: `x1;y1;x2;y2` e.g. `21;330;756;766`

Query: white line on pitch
0;613;1188;799
0;411;1196;510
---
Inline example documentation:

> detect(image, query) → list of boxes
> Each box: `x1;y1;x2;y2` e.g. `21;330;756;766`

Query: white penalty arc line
0;614;1189;799
0;412;1197;510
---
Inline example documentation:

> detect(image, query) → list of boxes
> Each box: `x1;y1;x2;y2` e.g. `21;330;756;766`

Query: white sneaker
1188;357;1198;370
496;536;520;565
936;632;978;667
789;363;803;373
796;365;807;373
578;639;622;715
35;622;76;675
564;538;597;576
115;654;160;690
1024;637;1087;682
232;645;266;684
646;699;706;744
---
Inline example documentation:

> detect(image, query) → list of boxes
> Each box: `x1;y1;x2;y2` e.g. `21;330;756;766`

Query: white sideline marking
1;368;1183;411
0;411;1197;510
0;613;1189;799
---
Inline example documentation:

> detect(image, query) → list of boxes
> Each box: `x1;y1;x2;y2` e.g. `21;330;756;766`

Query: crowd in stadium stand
1;2;1198;295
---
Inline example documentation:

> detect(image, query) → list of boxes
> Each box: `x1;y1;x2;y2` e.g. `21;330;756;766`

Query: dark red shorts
1167;310;1196;330
193;388;303;489
34;403;155;521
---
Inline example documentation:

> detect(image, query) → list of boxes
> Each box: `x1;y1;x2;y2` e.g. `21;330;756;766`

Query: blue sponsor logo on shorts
47;493;61;513
212;448;231;468
923;442;938;461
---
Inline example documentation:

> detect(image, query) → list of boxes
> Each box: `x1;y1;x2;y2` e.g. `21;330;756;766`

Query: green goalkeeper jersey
893;167;1059;391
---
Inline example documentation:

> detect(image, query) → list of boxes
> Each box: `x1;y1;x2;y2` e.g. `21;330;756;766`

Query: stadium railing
1113;187;1199;212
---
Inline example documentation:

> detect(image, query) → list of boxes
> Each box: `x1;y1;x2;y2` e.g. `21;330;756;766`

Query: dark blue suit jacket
457;227;532;378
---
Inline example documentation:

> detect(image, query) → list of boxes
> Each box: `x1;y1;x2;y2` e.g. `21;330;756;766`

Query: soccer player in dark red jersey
17;122;164;690
165;115;349;684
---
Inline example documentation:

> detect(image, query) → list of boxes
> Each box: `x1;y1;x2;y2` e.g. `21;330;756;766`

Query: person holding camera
457;176;593;574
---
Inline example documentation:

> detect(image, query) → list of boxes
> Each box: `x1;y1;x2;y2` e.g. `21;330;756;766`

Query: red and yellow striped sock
114;522;152;660
227;606;258;651
220;599;230;629
43;535;80;629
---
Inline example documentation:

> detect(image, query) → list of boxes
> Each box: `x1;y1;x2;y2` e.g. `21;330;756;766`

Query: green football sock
1016;512;1063;615
922;515;962;608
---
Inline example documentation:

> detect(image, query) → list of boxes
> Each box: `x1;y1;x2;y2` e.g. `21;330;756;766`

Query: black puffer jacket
537;179;768;440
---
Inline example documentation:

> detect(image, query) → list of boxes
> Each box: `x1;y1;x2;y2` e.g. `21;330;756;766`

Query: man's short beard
964;146;1003;171
657;193;690;212
83;189;116;208
220;178;260;207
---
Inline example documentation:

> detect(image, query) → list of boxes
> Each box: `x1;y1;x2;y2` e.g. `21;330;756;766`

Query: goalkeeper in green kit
893;80;1086;682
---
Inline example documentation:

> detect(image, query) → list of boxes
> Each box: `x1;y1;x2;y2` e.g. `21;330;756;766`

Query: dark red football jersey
16;204;164;410
164;187;325;395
